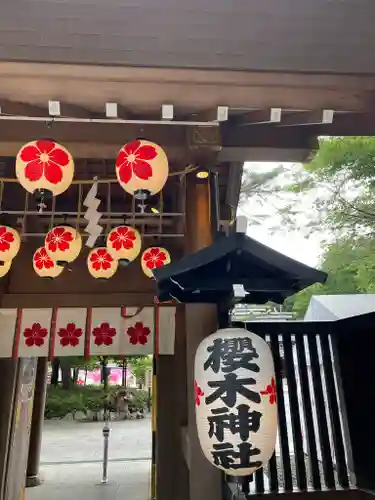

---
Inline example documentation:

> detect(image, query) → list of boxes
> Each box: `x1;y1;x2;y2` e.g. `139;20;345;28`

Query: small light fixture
151;207;160;214
196;169;209;180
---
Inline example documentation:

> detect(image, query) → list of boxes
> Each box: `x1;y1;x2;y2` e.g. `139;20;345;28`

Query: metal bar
0;115;219;127
254;331;265;494
18;232;184;238
269;333;293;492
320;333;349;488
3;211;185;217
268;453;279;493
101;419;110;484
294;334;321;490
307;335;335;489
283;334;307;491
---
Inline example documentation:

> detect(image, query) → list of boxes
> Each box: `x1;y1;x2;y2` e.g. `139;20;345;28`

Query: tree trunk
73;368;79;384
60;358;72;390
50;358;60;386
122;360;127;387
84;368;87;385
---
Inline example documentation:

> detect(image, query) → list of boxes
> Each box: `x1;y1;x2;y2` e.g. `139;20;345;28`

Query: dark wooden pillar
26;357;48;487
185;175;221;500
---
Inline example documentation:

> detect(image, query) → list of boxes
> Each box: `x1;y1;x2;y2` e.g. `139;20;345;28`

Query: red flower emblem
46;227;74;253
34;247;55;270
261;377;277;405
90;248;114;271
24;322;48;347
194;380;204;406
0;226;15;253
93;322;116;346
20;140;70;184
58;323;83;347
116;140;156;184
143;248;167;270
109;226;137;251
127;322;151;345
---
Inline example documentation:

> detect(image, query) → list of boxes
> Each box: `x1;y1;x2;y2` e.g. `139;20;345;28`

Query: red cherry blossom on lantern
0;226;15;253
46;227;74;253
24;322;48;347
90;248;114;271
92;322;116;346
33;247;55;270
116;140;157;184
260;377;277;405
143;248;167;270
109;226;137;251
194;380;204;406
58;323;83;347
127;322;151;345
20;140;70;185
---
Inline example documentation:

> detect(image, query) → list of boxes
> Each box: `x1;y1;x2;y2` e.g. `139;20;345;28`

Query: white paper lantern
45;226;82;265
115;140;169;200
16;139;74;197
194;327;277;476
106;225;142;264
0;226;21;263
0;259;12;278
33;247;64;278
141;247;171;278
87;247;118;279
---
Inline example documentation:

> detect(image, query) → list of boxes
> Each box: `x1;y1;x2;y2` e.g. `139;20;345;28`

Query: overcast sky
242;162;325;268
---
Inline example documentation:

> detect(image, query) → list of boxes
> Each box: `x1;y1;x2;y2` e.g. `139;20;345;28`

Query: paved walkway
26;417;152;500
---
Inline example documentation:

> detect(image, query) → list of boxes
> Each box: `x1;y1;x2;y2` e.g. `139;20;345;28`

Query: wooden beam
279;109;335;127
0;100;47;117
105;102;129;119
238;108;282;126
48;100;91;118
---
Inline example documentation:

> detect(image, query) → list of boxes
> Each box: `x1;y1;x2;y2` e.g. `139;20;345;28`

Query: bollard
101;417;110;484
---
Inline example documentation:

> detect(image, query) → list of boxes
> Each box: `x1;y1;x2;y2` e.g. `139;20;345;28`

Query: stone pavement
26;417;152;500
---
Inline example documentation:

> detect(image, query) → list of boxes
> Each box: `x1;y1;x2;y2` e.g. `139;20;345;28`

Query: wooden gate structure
0;1;374;500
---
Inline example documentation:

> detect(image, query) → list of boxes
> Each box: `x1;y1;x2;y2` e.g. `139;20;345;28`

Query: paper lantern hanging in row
0;226;21;264
87;247;118;279
33;247;64;278
0;260;12;278
45;226;82;265
141;247;171;278
194;327;277;476
16;140;75;199
106;225;142;265
115;140;169;200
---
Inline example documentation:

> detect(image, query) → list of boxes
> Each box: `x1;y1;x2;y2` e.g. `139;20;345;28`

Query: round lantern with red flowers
0;226;21;263
33;247;64;278
106;225;141;265
115;140;169;200
0;260;12;278
16;139;74;198
87;247;118;279
45;226;82;265
141;247;171;278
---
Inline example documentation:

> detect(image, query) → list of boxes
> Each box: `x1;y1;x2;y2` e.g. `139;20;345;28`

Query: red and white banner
0;306;176;359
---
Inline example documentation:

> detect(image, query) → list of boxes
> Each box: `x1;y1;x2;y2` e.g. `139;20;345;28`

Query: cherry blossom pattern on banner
115;140;157;184
260;377;277;405
20;140;71;185
24;323;48;347
194;380;204;406
126;322;151;345
93;322;117;346
58;323;83;347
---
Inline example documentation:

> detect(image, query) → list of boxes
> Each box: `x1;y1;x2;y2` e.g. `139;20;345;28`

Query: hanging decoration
106;225;142;265
0;260;12;278
83;178;103;248
0;226;21;263
194;327;277;476
33;247;64;278
45;226;82;265
141;247;171;278
87;247;118;279
15;140;74;209
115;140;169;201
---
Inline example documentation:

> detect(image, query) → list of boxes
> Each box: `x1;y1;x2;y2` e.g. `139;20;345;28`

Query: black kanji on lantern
211;442;262;470
204;337;259;374
206;372;261;408
208;404;262;442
